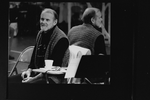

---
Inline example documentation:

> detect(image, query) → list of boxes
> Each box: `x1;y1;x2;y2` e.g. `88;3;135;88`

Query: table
32;67;68;84
32;67;67;74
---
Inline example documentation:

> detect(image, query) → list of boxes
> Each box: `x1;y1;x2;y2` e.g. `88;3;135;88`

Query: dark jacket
62;23;106;67
28;26;69;69
68;23;106;55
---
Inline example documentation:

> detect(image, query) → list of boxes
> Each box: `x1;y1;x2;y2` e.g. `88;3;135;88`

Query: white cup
45;60;54;69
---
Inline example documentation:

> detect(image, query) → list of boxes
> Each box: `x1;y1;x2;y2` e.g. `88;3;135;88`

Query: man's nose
41;19;46;23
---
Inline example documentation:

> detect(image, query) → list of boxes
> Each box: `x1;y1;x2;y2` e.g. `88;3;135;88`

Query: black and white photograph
3;1;140;100
8;2;111;85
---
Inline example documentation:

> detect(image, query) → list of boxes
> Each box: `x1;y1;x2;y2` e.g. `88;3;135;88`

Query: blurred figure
9;2;19;37
8;21;15;60
9;2;19;59
8;8;69;84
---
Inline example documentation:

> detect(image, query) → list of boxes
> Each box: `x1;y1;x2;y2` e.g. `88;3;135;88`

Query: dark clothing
68;23;106;55
8;26;69;84
8;73;58;84
62;23;106;68
29;26;69;69
94;35;106;55
67;23;107;84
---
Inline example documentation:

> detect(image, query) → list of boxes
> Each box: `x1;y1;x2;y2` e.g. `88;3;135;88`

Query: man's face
93;11;103;28
40;12;57;31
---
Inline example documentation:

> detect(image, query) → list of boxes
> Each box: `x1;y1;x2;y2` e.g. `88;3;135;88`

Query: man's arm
94;35;106;55
50;38;69;66
27;31;42;69
27;45;36;69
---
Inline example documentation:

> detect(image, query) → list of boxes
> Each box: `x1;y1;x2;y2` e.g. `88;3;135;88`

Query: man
68;7;106;55
67;7;108;84
8;8;69;84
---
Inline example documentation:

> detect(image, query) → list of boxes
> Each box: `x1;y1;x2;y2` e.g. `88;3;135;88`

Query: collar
42;25;56;34
83;23;101;32
83;23;94;28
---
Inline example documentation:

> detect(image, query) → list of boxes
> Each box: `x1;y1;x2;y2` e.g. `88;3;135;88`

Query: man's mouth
41;24;47;27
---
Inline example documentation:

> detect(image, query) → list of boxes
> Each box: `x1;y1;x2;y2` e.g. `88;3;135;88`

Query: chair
75;55;111;85
64;45;91;84
9;46;34;77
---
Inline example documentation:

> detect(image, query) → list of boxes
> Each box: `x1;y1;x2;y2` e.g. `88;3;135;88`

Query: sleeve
28;32;41;69
27;44;37;69
50;38;69;66
94;35;107;55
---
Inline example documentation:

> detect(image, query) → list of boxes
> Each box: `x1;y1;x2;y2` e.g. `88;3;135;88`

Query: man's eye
41;18;44;21
46;19;50;21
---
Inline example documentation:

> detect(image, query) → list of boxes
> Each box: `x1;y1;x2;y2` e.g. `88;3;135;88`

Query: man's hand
21;68;32;81
22;73;43;83
22;77;34;83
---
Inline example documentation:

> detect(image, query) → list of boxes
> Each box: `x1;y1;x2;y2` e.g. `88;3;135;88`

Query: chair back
9;46;34;76
64;45;91;79
19;46;34;63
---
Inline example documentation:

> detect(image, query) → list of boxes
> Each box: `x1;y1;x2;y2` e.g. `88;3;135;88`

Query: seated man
66;7;108;84
8;8;69;84
68;7;106;55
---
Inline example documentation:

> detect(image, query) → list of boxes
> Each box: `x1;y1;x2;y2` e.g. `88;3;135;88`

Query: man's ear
91;17;95;24
54;19;57;26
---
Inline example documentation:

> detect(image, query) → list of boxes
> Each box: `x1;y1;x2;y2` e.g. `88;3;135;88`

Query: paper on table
39;68;55;71
47;70;66;74
32;67;67;74
64;45;91;78
32;66;63;72
32;68;48;73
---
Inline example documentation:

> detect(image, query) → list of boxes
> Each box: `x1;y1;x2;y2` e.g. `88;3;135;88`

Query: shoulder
68;25;84;36
69;25;83;31
95;34;105;41
54;26;67;37
55;38;69;49
72;25;83;29
89;26;103;37
54;26;64;33
58;38;69;44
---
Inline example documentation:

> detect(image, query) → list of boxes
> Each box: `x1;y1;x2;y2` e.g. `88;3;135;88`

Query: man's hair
81;7;100;24
41;8;58;21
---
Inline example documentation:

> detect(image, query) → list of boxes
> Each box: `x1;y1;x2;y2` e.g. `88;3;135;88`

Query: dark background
0;0;150;100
